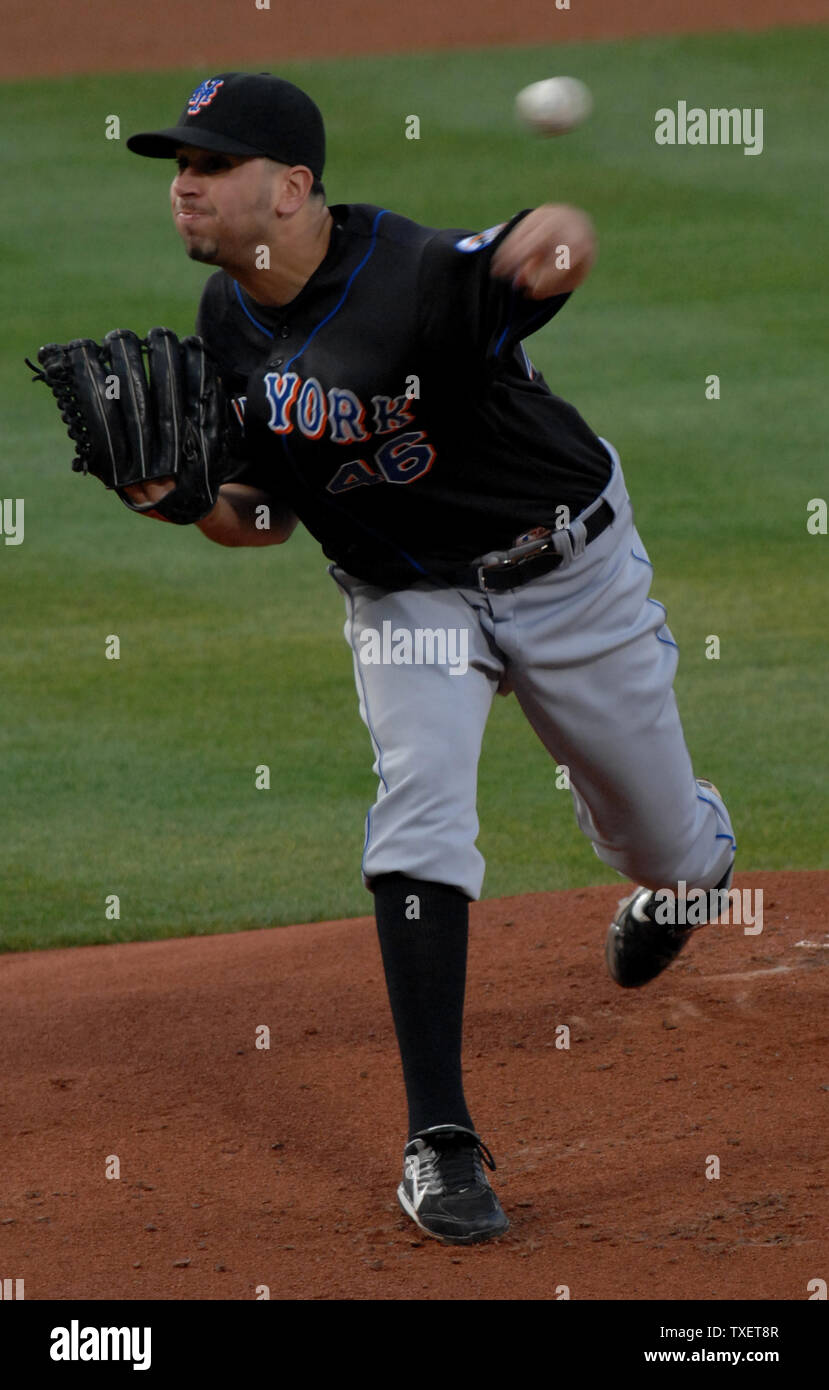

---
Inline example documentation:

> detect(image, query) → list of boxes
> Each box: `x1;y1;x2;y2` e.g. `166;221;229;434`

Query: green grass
2;27;827;949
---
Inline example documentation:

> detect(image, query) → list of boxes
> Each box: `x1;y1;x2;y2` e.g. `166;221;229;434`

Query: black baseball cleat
397;1124;510;1245
606;859;735;988
605;884;697;987
606;779;735;988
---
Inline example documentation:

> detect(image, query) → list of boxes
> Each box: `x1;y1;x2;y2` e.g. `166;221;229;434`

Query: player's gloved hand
26;328;239;524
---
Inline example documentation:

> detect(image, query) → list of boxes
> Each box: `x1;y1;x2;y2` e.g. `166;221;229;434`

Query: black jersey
196;203;613;587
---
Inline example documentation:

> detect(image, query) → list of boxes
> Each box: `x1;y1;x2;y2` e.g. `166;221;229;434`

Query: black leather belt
449;499;615;593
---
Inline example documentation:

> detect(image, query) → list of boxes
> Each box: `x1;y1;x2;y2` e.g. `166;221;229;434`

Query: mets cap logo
455;223;507;253
187;78;224;116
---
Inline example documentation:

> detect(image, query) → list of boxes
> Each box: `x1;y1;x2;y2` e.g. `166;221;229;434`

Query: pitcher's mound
1;870;826;1300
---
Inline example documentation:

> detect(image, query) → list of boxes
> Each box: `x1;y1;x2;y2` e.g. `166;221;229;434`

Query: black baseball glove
27;327;242;524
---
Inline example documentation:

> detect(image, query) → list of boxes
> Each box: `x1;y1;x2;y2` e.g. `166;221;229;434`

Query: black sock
372;873;474;1139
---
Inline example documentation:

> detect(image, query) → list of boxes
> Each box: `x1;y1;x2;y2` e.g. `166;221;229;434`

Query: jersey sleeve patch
454;223;507;254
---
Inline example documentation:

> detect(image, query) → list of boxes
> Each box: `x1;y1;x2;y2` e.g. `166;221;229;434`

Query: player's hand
121;474;177;520
491;204;596;299
122;476;176;505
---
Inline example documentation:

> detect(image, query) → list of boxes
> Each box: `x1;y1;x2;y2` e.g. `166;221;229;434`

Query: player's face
170;147;285;267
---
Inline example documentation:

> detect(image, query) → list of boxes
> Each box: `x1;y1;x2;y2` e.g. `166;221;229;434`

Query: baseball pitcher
30;73;736;1245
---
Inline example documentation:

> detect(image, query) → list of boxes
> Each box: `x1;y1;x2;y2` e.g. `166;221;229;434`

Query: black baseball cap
126;72;325;177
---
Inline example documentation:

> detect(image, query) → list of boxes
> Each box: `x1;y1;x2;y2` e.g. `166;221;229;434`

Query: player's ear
275;164;315;214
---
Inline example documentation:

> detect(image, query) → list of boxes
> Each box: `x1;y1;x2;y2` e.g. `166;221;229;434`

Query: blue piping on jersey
386;544;427;574
233;280;275;338
285;208;389;372
493;289;516;358
493;290;566;359
231;207;390;350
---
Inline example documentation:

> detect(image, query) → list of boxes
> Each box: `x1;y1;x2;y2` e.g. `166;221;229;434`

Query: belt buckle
476;535;556;592
476;555;507;592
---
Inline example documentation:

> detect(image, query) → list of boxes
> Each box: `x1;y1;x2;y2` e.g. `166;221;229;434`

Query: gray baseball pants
330;443;736;901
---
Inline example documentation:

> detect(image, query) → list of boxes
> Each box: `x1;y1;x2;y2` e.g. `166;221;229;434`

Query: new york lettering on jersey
260;373;433;494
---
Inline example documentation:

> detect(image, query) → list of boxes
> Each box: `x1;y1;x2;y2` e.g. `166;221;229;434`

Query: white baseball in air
514;76;593;135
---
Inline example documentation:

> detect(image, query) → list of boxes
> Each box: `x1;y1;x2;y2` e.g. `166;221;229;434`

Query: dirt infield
2;872;826;1301
3;0;826;80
